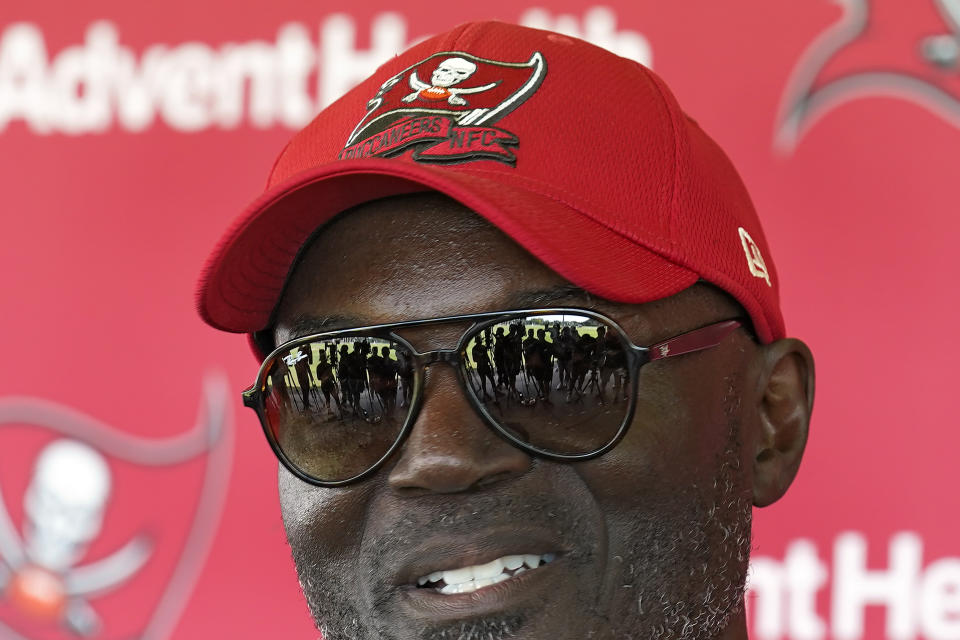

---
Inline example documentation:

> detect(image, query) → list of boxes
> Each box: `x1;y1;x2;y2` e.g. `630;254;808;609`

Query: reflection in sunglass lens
460;313;631;455
261;336;415;482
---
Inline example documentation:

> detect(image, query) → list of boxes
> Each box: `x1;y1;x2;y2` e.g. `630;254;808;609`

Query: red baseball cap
197;21;784;344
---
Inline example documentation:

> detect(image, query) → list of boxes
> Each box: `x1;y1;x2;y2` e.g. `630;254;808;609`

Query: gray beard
291;424;751;640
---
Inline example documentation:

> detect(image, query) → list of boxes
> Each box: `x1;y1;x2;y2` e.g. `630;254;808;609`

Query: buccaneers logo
341;51;547;166
776;0;960;150
0;376;232;639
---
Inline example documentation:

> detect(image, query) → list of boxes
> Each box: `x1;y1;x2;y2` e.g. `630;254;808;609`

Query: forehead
274;194;569;330
272;193;739;345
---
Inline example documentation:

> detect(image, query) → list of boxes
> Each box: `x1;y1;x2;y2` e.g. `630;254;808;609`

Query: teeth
442;566;474;585
473;577;496;589
438;573;512;595
416;552;557;593
472;558;504;579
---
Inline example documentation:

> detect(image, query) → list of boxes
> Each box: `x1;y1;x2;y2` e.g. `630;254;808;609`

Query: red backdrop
1;1;957;639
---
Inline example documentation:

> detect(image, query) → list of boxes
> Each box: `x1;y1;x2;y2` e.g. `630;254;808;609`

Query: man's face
272;194;760;640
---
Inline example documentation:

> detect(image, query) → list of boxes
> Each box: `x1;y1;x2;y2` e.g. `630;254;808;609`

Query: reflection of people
367;346;399;418
522;328;552;400
197;22;815;640
395;347;414;408
492;326;508;389
293;346;314;410
315;350;340;415
339;344;364;417
555;326;574;390
471;337;496;400
503;323;523;398
565;329;595;402
598;328;628;403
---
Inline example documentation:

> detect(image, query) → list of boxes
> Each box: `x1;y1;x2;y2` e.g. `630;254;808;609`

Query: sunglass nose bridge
416;348;460;367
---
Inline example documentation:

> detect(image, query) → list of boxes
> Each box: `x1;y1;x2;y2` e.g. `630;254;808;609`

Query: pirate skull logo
402;57;497;106
342;50;546;165
0;375;232;639
1;440;151;637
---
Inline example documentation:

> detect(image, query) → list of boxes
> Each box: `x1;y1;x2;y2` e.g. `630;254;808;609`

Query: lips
363;490;597;630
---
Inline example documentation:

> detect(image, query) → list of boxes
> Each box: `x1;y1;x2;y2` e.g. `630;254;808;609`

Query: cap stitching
444;21;477;50
265;137;296;190
639;67;682;251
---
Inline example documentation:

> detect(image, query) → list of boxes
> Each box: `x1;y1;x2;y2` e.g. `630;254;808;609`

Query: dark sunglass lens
260;337;414;482
461;314;631;455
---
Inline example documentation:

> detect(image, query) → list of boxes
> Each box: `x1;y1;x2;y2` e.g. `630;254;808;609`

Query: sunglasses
242;308;742;487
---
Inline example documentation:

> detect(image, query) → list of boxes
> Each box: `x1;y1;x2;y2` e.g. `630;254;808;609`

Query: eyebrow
283;313;366;341
280;285;595;342
502;284;595;308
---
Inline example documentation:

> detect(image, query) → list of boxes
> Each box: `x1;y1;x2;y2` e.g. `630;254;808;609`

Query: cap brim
197;158;699;333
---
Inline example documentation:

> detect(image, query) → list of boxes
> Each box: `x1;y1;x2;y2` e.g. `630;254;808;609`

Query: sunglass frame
242;308;741;487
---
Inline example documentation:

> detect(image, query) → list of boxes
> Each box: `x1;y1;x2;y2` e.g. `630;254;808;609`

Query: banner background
1;1;957;638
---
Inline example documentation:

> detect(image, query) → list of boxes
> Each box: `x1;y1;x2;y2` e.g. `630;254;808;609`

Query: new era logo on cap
738;227;772;287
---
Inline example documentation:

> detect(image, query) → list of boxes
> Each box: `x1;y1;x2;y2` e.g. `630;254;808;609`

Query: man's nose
387;364;530;495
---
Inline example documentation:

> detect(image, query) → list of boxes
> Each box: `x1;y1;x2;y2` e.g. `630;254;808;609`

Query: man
314;349;340;416
197;21;814;640
470;335;497;401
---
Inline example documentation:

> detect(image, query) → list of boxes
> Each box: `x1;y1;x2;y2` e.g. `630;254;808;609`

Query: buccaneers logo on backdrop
341;51;547;165
776;0;960;150
0;376;232;639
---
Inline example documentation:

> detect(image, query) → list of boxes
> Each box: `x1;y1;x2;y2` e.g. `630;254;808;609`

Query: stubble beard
290;423;752;640
619;438;752;640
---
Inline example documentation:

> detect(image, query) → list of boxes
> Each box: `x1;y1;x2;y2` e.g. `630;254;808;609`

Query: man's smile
413;552;557;594
388;525;574;599
363;507;595;628
390;536;574;624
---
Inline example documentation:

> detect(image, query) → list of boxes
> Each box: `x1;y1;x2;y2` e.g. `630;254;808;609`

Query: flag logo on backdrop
776;0;960;150
340;51;547;165
0;376;232;640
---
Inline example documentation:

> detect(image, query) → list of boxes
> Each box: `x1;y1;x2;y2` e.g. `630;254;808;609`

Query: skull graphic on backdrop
0;375;233;640
1;440;151;636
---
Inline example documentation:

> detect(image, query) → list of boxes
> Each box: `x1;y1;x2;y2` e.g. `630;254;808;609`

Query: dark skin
272;194;814;640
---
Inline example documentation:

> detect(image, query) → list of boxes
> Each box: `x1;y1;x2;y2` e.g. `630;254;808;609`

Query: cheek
278;467;371;559
575;354;739;525
645;355;739;467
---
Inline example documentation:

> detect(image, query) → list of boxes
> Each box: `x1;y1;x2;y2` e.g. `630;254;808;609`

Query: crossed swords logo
0;375;232;639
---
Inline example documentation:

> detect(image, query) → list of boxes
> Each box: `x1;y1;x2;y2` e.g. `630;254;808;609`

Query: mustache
360;486;596;571
379;489;581;535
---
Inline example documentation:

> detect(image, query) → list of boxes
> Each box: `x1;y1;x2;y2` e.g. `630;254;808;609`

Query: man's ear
752;337;815;507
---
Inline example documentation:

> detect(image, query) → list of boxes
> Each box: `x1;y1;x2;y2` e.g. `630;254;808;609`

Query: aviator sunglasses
242;308;742;487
